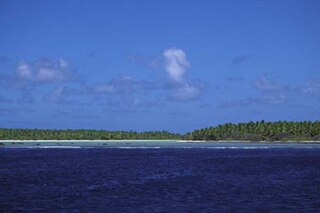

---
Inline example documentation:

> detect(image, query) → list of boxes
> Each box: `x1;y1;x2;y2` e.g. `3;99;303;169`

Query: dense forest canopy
185;120;320;141
0;121;320;141
0;129;181;140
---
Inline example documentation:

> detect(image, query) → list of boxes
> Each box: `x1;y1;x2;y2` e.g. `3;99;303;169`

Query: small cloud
33;58;73;83
163;48;203;101
17;62;33;80
128;53;162;69
301;80;320;96
252;76;283;91
95;84;114;93
43;86;65;103
107;97;163;109
219;76;288;108
149;57;162;69
94;76;158;95
259;92;286;104
252;76;287;104
59;58;69;68
36;68;65;82
168;83;201;101
107;97;142;108
126;48;204;103
43;86;74;104
128;53;144;63
163;48;190;83
219;93;286;108
8;58;75;88
231;55;251;65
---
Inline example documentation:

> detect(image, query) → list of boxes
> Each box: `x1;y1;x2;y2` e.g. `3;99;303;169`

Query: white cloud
15;58;72;85
36;68;65;82
169;84;200;101
163;48;190;83
260;92;286;104
162;48;204;101
220;76;288;108
17;62;33;80
219;92;287;108
95;84;114;93
43;86;71;104
252;76;282;91
94;76;157;95
44;86;64;102
59;58;69;68
302;81;320;95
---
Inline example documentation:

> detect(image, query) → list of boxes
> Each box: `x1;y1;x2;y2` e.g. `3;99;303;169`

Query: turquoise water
2;140;320;149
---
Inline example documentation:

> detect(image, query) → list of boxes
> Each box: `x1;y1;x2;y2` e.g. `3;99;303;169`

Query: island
0;121;319;142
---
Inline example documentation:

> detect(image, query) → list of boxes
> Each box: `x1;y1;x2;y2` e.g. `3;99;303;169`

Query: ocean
1;142;320;212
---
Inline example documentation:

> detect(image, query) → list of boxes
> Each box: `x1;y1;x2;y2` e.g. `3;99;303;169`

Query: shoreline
1;139;320;143
0;139;179;142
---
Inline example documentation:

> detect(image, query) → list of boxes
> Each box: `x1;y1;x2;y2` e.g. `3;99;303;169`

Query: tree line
0;120;319;141
184;120;320;141
0;129;181;140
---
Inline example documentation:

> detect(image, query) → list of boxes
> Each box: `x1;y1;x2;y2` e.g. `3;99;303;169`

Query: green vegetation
0;121;319;141
0;129;181;140
184;120;320;141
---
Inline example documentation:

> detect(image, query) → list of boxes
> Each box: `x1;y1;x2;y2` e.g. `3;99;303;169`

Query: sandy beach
1;139;320;143
0;139;179;143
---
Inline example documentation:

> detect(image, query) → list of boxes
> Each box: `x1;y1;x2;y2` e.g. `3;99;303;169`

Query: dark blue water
1;148;320;212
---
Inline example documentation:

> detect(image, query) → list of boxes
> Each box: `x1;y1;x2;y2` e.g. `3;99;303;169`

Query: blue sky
0;0;319;133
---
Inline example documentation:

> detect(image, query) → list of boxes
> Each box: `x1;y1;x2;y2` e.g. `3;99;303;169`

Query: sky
0;0;319;133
